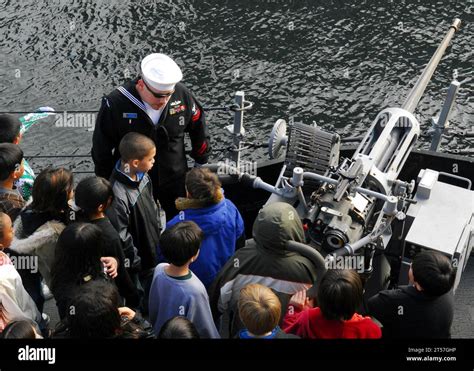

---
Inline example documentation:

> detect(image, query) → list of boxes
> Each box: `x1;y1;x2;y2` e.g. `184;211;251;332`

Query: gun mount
208;18;473;295
263;19;463;254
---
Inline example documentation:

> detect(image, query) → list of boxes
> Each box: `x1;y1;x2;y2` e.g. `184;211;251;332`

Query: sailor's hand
289;290;311;310
101;256;118;278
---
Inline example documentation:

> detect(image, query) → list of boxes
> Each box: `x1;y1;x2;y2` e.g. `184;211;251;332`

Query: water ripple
0;0;471;163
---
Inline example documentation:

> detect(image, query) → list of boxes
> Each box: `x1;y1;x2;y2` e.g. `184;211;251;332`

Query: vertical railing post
231;91;245;167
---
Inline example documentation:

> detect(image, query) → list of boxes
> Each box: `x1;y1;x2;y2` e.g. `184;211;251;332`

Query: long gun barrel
402;18;461;113
350;18;462;201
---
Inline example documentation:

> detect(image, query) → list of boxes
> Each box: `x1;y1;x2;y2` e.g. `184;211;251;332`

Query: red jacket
283;307;381;339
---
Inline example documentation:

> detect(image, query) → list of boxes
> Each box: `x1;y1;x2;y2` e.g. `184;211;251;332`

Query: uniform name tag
123;113;138;119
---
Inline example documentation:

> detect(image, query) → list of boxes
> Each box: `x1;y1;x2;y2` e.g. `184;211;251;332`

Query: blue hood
174;200;228;235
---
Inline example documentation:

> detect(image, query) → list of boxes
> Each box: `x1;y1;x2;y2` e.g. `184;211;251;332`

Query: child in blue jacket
166;168;244;288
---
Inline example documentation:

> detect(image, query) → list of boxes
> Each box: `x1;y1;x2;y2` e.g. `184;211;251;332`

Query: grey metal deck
451;256;474;338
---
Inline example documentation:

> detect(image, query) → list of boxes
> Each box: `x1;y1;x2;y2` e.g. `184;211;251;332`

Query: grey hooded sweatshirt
208;202;318;337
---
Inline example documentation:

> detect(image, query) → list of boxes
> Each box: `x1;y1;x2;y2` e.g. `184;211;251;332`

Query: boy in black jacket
106;132;163;314
368;250;455;338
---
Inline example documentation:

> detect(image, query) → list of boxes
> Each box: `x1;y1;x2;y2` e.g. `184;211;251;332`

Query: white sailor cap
140;53;183;92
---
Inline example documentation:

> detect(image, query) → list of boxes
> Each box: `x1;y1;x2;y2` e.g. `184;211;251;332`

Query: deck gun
210;18;473;292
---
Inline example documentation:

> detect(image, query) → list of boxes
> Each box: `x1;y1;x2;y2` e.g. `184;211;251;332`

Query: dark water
0;0;472;172
2;0;474;340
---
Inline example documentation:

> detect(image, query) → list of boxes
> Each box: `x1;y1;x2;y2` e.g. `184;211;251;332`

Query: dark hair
159;221;203;266
67;280;121;338
75;176;113;216
317;269;363;321
0;143;23;181
51;223;104;295
31;168;73;216
158;316;200;339
1;319;37;339
185;168;221;206
412;251;455;296
0;114;21;143
119;132;155;162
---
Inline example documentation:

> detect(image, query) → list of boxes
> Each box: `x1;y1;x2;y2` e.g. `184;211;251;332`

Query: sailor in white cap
138;53;182;115
92;53;211;219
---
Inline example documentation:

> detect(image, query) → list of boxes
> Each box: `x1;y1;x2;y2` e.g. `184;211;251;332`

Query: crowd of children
0;113;457;340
